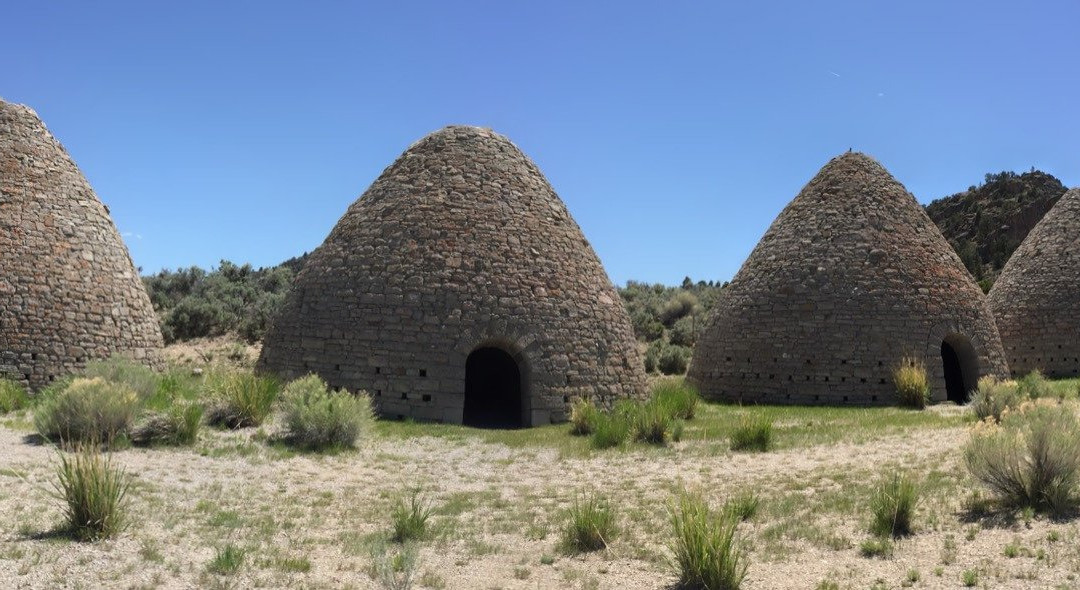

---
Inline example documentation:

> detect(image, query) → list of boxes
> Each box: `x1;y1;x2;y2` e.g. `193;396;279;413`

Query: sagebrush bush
52;446;130;541
204;372;280;428
893;358;930;409
588;410;631;449
390;490;432;543
653;380;699;420
970;376;1023;422
669;491;747;590
34;378;138;446
658;344;692;375
131;403;203;446
281;375;373;450
0;378;29;413
869;472;919;538
1017;370;1052;400
730;415;773;452
965;401;1080;514
561;493;618;553
569;398;599;436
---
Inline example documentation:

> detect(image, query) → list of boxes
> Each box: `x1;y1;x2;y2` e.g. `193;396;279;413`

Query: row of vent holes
729;373;883;385
722;392;880;403
724;357;881;367
302;363;429;378
372;390;434;403
1011;358;1080;364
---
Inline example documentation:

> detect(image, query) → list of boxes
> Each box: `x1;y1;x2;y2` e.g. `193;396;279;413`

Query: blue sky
3;1;1077;285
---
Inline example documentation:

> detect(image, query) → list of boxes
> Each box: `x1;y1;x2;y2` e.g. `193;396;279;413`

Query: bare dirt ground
1;408;1078;589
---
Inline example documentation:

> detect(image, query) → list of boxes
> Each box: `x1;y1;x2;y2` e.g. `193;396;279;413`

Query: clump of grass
859;537;892;558
729;415;773;452
390;490;432;543
82;357;159;397
131;402;203;446
34;378;138;446
969;376;1023;421
653;380;699;420
964;400;1080;514
628;401;673;445
893;357;930;409
281;375;373;451
560;493;618;553
52;446;130;541
668;491;747;590
869;472;919;538
0;378;29;413
204;372;280;428
207;543;245;574
569;399;600;436
589;412;631;449
724;491;760;522
961;569;978;587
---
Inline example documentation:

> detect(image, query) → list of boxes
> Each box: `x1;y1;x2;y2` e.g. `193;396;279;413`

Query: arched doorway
941;334;979;404
463;347;522;428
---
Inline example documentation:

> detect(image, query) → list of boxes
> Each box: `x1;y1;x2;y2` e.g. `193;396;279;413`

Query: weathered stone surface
0;99;164;390
257;126;646;424
688;152;1008;404
988;188;1080;378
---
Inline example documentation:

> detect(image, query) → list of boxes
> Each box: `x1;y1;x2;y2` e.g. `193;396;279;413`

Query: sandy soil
1;415;1078;589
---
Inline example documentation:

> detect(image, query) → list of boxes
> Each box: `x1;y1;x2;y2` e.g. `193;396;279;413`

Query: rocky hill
926;170;1068;290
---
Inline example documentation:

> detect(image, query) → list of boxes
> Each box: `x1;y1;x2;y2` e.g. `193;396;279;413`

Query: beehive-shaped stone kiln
688;152;1008;404
0;99;163;390
258;126;646;426
988;188;1080;378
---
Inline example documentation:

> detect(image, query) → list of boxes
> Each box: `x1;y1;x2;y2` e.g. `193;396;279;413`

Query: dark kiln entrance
463;347;522;428
941;334;979;404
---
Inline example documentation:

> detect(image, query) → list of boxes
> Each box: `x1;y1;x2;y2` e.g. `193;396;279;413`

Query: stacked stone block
688;152;1008;404
258;126;646;425
988;188;1080;378
0;99;164;390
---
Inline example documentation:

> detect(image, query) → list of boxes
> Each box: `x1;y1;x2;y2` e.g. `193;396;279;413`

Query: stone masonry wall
688;152;1009;404
0;100;164;390
258;126;646;425
989;188;1080;378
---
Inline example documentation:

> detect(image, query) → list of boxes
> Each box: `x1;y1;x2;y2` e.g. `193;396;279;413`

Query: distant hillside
926;170;1068;290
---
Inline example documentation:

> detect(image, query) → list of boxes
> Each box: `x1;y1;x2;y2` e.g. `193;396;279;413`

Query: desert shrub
869;472;919;538
668;491;747;590
653;380;699;420
970;376;1023;421
730;415;773;452
204;372;280;428
658;344;692;375
724;491;759;522
370;540;418;590
52;446;130;541
560;493;618;553
390;490;432;543
569;398;600;436
208;543;245;574
1017;370;1052;400
893;358;929;409
131;403;203;446
34;378;138;446
0;378;29;413
964;401;1080;514
669;316;698;347
83;358;159;400
590;412;631;449
644;342;661;373
660;292;700;327
281;375;373;450
631;309;665;342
